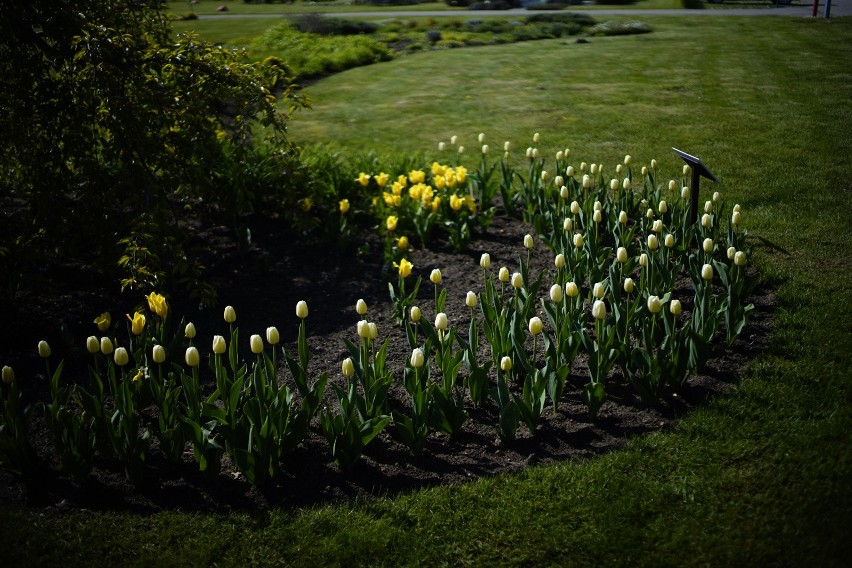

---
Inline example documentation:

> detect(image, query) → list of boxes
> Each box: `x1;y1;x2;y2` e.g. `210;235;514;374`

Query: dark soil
0;211;775;515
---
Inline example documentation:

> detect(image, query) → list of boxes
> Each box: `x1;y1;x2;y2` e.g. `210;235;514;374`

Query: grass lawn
1;13;850;567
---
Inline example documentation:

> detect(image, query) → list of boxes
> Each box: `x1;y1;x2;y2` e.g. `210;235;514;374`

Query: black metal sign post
672;147;719;226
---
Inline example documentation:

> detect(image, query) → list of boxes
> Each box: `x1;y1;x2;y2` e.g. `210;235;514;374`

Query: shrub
681;0;706;7
0;0;308;304
587;21;654;36
289;14;379;36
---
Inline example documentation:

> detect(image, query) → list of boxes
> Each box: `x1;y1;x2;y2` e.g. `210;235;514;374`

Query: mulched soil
0;210;775;514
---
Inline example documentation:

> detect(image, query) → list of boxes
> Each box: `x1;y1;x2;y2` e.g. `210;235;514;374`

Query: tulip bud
152;344;166;364
681;187;690;200
616;164;623;175
86;336;99;354
668;180;677;191
563;218;573;231
554;175;564;188
555;253;566;269
670;299;682;316
565;281;579;298
550;284;563;303
659;200;668;214
504;141;511;152
623;277;635;294
528;316;544;336
623;178;631;191
733;203;741;213
616;247;628;263
367;322;378;340
100;337;114;355
646;208;654;220
480;253;491;270
430;269;442;285
566;166;575;177
701;213;711;228
732;211;741;226
641;166;648;176
703;238;714;253
590;164;597;175
652;219;663;233
185;322;196;339
466;291;478;309
357;320;369;339
593;282;605;300
593;210;602;224
592;300;607;320
450;135;458;145
224;305;236;324
533;132;540;143
665;233;675;248
582;175;591;189
501;356;513;372
114;347;129;367
556;151;564;161
647;295;662;314
511;272;524;289
683;164;691;176
541;171;550;185
623;154;632;166
250;334;264;354
526;147;533;158
580;161;587;172
524;234;534;250
560;186;569;200
498;267;510;282
478;132;485;144
296;300;309;319
456;146;464;154
651;159;658;170
573;233;584;248
356;299;368;316
593;201;602;211
481;144;489;155
212;335;226;355
701;263;714;281
610;178;619;191
411;348;425;368
639;253;648;267
734;251;747;266
342;357;355;378
727;246;736;260
438;141;446;151
704;200;713;214
38;340;51;358
266;326;280;345
647;234;659;251
2;366;14;384
571;201;580;215
410;305;422;323
619;210;628;224
435;312;448;331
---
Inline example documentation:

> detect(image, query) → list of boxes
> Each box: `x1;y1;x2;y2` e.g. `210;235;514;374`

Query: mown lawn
1;13;850;567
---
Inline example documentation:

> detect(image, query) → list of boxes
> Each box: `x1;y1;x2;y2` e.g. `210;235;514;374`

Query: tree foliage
0;0;309;303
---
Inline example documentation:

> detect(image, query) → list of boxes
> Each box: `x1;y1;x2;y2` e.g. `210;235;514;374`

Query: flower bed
0;137;771;511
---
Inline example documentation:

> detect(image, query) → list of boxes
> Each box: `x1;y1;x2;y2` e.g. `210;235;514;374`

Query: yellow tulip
94;312;111;332
2;366;14;384
224;305;236;323
396;258;413;278
127;312;146;336
131;369;144;383
430;269;442;284
100;337;114;355
266;326;280;345
152;345;166;364
114;347;129;367
185;347;200;367
386;215;398;232
450;194;463;211
38;340;51;358
146;292;168;319
342;357;355;378
408;169;425;184
528;317;543;336
86;336;99;354
212;335;226;355
356;172;370;187
339;199;350;214
356;299;368;315
374;172;389;188
250;334;264;354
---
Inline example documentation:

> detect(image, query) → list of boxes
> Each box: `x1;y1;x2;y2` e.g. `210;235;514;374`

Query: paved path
199;0;851;19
